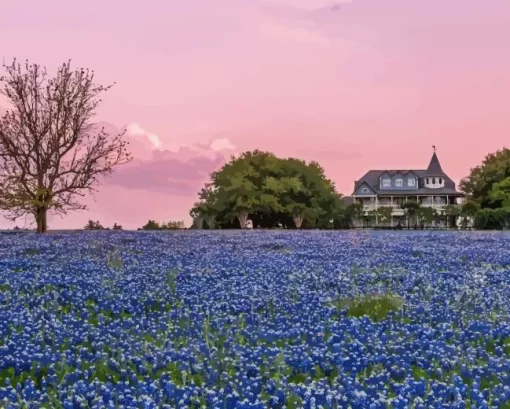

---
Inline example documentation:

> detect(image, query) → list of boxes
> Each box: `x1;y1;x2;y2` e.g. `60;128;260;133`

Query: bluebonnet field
0;231;510;409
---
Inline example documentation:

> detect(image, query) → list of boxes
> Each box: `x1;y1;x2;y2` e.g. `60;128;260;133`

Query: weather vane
432;145;436;152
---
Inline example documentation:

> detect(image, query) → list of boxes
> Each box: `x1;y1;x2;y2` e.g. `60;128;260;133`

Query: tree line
82;220;185;231
0;59;509;232
189;148;510;230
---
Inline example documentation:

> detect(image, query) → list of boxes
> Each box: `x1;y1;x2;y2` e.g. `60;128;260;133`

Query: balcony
360;203;451;214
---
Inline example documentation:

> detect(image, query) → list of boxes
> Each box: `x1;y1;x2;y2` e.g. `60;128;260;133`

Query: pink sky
1;0;509;229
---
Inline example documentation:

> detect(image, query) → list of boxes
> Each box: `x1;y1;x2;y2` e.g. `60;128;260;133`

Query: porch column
375;196;379;226
390;196;394;227
446;195;450;227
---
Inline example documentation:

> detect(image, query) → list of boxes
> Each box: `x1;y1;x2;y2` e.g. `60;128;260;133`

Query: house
352;150;464;227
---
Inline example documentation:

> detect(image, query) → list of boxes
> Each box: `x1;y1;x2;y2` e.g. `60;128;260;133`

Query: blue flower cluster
0;230;510;408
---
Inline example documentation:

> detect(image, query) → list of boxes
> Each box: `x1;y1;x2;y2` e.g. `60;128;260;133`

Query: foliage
141;220;185;230
375;206;393;224
461;200;480;217
460;147;510;208
474;208;510;230
193;150;343;229
344;203;364;228
0;59;131;233
443;204;460;217
190;184;220;229
84;220;105;230
141;220;160;230
401;200;420;228
112;223;123;231
416;207;438;227
489;176;510;208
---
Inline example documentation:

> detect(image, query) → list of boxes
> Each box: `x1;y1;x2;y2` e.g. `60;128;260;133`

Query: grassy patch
333;293;404;322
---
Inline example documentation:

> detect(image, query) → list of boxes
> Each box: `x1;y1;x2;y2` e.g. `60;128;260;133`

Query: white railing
360;203;453;212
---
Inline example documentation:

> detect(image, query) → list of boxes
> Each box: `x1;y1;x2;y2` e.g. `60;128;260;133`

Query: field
0;231;510;408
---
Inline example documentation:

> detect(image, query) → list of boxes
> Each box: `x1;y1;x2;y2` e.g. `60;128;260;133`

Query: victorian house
352;150;464;227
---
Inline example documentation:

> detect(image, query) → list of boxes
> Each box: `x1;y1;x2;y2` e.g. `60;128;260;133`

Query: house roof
425;152;445;176
353;152;463;196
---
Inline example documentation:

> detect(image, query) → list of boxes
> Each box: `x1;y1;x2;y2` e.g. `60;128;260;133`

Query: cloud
126;123;164;151
105;152;226;196
98;122;235;196
209;137;236;152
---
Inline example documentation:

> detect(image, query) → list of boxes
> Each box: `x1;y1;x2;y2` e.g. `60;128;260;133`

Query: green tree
278;158;340;228
489;176;510;208
161;221;185;230
376;206;393;227
200;150;342;229
190;184;220;229
189;205;204;229
460;148;510;208
443;204;460;228
401;200;420;229
457;200;480;228
474;208;504;229
141;220;160;230
345;203;364;228
212;151;278;228
84;220;104;230
416;207;437;228
364;209;377;228
112;223;123;230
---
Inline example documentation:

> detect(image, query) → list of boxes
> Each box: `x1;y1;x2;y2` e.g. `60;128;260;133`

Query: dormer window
426;178;429;184
432;177;436;184
407;178;415;187
382;179;391;188
439;178;443;184
395;178;403;187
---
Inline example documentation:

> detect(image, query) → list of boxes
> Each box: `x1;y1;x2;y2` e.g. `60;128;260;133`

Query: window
432;178;436;184
395;178;403;187
382;178;391;188
361;187;369;193
439;178;443;184
407;178;415;187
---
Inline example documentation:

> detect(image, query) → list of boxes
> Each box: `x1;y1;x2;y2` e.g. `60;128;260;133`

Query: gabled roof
353;182;376;195
352;152;462;196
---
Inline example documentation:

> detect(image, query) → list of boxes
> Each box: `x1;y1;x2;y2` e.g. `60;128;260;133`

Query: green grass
333;293;404;322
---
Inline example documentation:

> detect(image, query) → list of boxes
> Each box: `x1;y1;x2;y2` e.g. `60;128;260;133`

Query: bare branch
0;59;132;232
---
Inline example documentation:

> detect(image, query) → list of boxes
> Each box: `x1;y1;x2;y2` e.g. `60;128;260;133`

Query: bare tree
0;59;131;232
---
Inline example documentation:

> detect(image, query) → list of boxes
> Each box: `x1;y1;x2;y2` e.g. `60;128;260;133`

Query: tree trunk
293;215;304;229
206;216;216;230
193;217;204;229
237;212;248;229
36;207;48;233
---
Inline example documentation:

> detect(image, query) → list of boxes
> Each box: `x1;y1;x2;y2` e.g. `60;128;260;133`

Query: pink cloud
0;117;233;229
